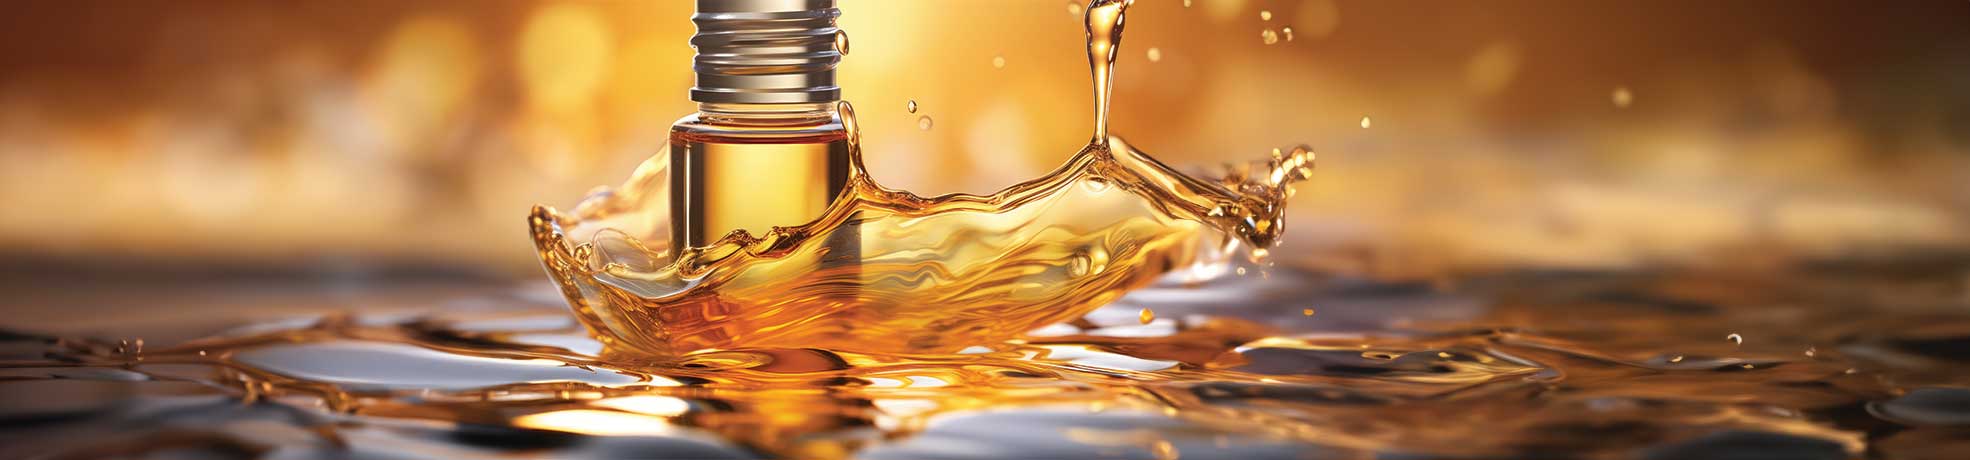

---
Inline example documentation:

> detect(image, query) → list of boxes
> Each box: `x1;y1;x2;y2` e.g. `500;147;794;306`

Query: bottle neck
696;102;838;127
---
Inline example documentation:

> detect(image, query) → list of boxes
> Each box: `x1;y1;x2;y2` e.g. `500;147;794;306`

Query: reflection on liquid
7;260;1970;458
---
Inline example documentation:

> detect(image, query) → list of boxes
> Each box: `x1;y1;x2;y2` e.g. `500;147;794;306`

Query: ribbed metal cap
690;0;842;104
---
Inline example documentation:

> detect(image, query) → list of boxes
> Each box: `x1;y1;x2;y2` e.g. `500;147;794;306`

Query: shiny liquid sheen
7;1;1969;459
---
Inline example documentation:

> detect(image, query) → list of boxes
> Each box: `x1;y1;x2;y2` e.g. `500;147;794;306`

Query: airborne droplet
917;115;933;130
907;99;918;113
1726;333;1743;346
1360;116;1372;128
1139;308;1155;324
1260;29;1279;45
992;55;1006;68
1146;47;1162;62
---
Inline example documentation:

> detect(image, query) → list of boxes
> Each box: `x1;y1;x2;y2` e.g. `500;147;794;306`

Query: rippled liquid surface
7;259;1970;459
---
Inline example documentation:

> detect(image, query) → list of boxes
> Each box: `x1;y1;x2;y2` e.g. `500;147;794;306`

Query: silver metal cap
690;0;842;104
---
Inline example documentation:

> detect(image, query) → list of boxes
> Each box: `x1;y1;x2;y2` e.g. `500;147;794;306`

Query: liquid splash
529;0;1311;356
7;1;1961;459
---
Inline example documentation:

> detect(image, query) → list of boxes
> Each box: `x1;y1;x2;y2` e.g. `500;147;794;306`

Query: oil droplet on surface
1260;10;1272;21
1805;346;1817;357
1283;26;1295;42
834;30;850;55
1727;333;1743;346
1302;308;1315;316
1360;116;1372;128
1146;47;1162;62
1741;363;1756;369
993;55;1007;68
1670;355;1685;363
1260;29;1279;45
1612;86;1633;108
1139;308;1156;324
907;99;918;113
916;115;933;130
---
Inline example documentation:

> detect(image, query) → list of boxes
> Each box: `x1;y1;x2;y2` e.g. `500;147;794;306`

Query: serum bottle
670;0;852;253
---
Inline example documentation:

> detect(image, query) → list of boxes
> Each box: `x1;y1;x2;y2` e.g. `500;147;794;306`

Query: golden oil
531;0;1311;356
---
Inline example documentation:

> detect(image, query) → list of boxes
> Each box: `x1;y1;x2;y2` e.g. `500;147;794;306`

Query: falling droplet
1235;267;1248;276
834;30;850;55
907;99;918;113
1067;1;1084;17
917;115;933;131
1726;333;1743;346
1360;116;1372;128
1183;0;1192;7
1611;86;1633;108
1669;355;1685;363
1139;308;1155;324
1301;308;1315;316
1804;346;1817;357
1260;10;1272;21
992;55;1006;68
1146;47;1162;62
1283;26;1295;42
1260;29;1279;45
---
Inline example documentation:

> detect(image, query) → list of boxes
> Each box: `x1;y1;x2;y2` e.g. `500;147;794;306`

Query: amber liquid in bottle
668;102;852;253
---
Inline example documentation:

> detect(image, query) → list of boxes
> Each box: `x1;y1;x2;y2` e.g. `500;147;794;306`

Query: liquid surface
9;2;1970;459
532;0;1308;356
7;262;1970;459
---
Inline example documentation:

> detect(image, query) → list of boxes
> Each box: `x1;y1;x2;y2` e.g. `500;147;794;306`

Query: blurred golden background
2;0;1967;280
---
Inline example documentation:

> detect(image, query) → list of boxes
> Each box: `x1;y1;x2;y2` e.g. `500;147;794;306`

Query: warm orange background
2;0;1967;279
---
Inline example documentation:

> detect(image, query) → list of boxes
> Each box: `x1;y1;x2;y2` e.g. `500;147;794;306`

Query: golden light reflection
1465;41;1523;96
591;395;692;417
519;4;613;116
512;409;676;436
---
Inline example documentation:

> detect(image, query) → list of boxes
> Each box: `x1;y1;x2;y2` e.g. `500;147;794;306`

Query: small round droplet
1260;29;1279;45
1804;346;1817;357
1067;1;1083;17
992;55;1006;68
1301;308;1315;316
1283;26;1295;42
1235;267;1248;276
834;30;850;55
917;115;933;130
1182;0;1192;7
1260;10;1273;21
1726;333;1743;346
1139;308;1155;324
1611;86;1633;108
1437;351;1453;359
1359;116;1372;128
907;99;918;113
1146;47;1162;62
1669;355;1685;363
1740;363;1756;369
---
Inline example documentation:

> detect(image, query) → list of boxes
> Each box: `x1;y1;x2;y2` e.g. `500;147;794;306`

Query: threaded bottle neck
690;0;842;104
